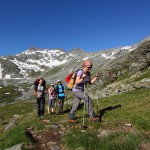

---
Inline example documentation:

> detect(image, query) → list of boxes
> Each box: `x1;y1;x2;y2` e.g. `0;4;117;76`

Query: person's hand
36;94;41;98
82;73;86;79
95;73;100;78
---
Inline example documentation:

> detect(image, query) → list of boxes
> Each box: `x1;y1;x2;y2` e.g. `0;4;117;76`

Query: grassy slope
0;85;21;103
0;87;150;149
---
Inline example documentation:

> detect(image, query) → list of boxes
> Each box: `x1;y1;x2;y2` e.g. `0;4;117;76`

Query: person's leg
69;91;81;120
58;99;61;113
41;97;45;116
36;98;41;117
60;98;64;113
85;96;95;118
51;99;55;113
48;98;51;115
72;90;95;118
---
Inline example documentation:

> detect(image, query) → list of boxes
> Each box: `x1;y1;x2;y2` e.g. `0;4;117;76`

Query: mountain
0;45;136;80
0;37;150;102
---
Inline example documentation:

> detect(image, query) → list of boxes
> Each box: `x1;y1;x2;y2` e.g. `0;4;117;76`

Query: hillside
0;88;150;150
0;37;149;103
0;37;150;149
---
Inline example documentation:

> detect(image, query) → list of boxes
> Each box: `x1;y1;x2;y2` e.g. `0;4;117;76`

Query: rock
47;141;61;150
139;141;150;150
3;120;16;131
75;147;85;150
129;62;147;73
124;123;134;132
97;130;115;138
5;143;24;150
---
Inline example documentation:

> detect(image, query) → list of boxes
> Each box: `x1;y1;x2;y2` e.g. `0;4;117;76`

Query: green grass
18;82;33;92
0;85;21;103
63;88;150;149
0;118;45;150
133;69;150;82
0;88;150;150
113;72;130;83
0;100;45;150
63;129;143;150
95;88;150;130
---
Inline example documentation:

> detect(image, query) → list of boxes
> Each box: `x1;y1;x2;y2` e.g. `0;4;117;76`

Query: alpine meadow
0;36;150;150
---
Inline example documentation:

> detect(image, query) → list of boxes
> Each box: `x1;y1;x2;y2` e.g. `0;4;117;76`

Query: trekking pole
97;73;101;118
81;81;87;130
97;94;99;117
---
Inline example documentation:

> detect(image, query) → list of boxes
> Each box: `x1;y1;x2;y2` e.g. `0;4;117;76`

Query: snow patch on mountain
4;74;11;79
0;45;137;79
121;46;136;52
0;64;3;78
101;52;116;59
8;49;72;77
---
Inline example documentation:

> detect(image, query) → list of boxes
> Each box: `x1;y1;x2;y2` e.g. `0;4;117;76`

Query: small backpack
56;84;65;97
67;72;77;90
34;78;46;87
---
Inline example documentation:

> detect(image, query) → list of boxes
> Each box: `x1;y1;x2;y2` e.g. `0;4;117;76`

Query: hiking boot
68;119;77;123
89;117;97;121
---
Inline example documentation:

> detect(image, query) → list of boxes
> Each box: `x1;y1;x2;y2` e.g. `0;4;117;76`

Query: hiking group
34;59;100;123
34;78;66;117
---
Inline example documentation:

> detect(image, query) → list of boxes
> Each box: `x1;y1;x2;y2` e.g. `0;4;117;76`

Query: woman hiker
68;59;100;122
34;78;47;117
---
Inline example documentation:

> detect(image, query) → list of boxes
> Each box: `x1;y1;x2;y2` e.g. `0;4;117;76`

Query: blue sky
0;0;150;56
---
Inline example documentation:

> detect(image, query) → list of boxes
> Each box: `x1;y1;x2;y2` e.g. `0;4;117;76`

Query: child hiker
68;59;100;123
47;84;57;115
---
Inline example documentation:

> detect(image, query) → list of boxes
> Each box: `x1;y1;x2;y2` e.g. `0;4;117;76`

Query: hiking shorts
48;98;55;107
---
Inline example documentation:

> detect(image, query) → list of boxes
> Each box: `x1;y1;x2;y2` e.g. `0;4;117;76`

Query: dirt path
25;120;68;150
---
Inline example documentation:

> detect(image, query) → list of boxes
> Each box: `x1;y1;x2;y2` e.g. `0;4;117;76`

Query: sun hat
57;80;60;82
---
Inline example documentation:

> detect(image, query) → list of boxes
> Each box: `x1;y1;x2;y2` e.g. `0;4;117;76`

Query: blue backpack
56;84;65;97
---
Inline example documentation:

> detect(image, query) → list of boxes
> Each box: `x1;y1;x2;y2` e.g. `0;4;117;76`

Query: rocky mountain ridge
0;37;150;102
0;44;136;80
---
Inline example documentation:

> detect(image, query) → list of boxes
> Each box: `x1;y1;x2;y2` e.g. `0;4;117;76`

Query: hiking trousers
69;89;94;119
58;96;65;112
36;97;45;117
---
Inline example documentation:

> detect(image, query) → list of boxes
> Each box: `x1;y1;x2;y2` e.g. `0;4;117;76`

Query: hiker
34;78;47;117
68;59;100;122
47;84;57;115
56;80;66;114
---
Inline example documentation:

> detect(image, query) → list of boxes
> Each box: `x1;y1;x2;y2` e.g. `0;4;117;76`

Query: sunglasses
85;65;92;69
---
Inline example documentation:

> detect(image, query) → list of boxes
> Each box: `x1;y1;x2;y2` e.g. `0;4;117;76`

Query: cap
57;80;60;82
51;84;54;86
